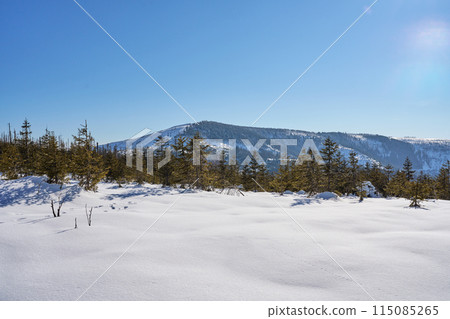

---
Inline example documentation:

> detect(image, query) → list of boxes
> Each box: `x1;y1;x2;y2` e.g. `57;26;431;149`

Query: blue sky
1;0;449;143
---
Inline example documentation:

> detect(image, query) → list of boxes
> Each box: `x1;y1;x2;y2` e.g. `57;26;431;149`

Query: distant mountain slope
103;121;450;175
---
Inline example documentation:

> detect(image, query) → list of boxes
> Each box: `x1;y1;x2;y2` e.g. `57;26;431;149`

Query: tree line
0;120;449;205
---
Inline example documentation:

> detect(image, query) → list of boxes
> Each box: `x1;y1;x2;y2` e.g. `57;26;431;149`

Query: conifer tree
402;157;415;182
70;121;107;191
18;119;33;175
171;136;191;187
187;132;212;189
436;160;450;200
407;173;432;208
153;136;173;186
300;149;322;196
271;160;294;193
0;143;21;179
334;151;348;194
348;151;360;194
384;164;394;180
366;163;387;197
320;137;338;191
241;164;254;191
103;146;129;186
213;150;228;189
36;129;67;185
246;156;269;191
226;162;241;188
385;170;408;197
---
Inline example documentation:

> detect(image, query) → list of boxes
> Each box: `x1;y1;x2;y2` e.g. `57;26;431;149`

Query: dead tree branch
85;204;93;226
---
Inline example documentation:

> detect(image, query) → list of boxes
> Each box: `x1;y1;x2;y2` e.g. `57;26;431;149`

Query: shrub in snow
297;190;306;195
283;190;294;195
219;187;244;196
361;181;379;198
50;196;64;217
85;204;94;226
316;192;338;200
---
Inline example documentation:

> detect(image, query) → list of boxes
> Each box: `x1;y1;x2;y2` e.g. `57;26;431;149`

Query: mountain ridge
103;121;450;175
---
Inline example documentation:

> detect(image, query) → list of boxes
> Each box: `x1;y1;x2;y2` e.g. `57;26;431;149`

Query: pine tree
348;151;360;194
300;149;322;196
407;173;432;208
18;119;33;175
226;162;241;188
70;121;107;191
240;164;251;191
171;136;191;187
0;143;21;179
402;157;415;182
213;150;228;189
271;160;294;193
385;170;408;197
385;164;394;181
103;147;129;186
320;137;338;191
334;151;348;195
36;129;68;185
367;163;387;197
187;132;212;189
153;136;173;186
436;160;450;200
246;156;269;191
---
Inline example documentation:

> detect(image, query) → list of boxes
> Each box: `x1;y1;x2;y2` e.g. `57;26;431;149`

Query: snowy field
1;177;449;301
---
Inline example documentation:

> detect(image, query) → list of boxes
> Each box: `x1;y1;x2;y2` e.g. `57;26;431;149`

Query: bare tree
85;204;93;226
50;196;64;217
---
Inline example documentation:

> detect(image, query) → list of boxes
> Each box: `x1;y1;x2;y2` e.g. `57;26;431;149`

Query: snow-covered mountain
103;121;450;175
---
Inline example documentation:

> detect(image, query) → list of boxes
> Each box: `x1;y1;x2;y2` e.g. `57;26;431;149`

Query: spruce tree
70;121;107;191
402;157;415;182
436;160;450;200
320;137;338;191
300;149;322;196
348;151;360;194
187;132;212;189
241;164;254;191
334;151;348;194
385;171;408;197
103;146;128;186
271;160;294;193
0;143;21;179
36;129;68;185
153;136;173;186
214;150;228;189
171;136;191;187
18;119;33;175
384;164;394;181
246;156;269;191
407;173;431;208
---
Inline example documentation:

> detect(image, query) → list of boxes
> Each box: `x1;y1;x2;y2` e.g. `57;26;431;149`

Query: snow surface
1;177;450;301
315;192;339;200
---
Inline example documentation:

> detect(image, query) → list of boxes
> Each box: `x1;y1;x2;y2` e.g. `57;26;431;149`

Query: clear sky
1;0;449;143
